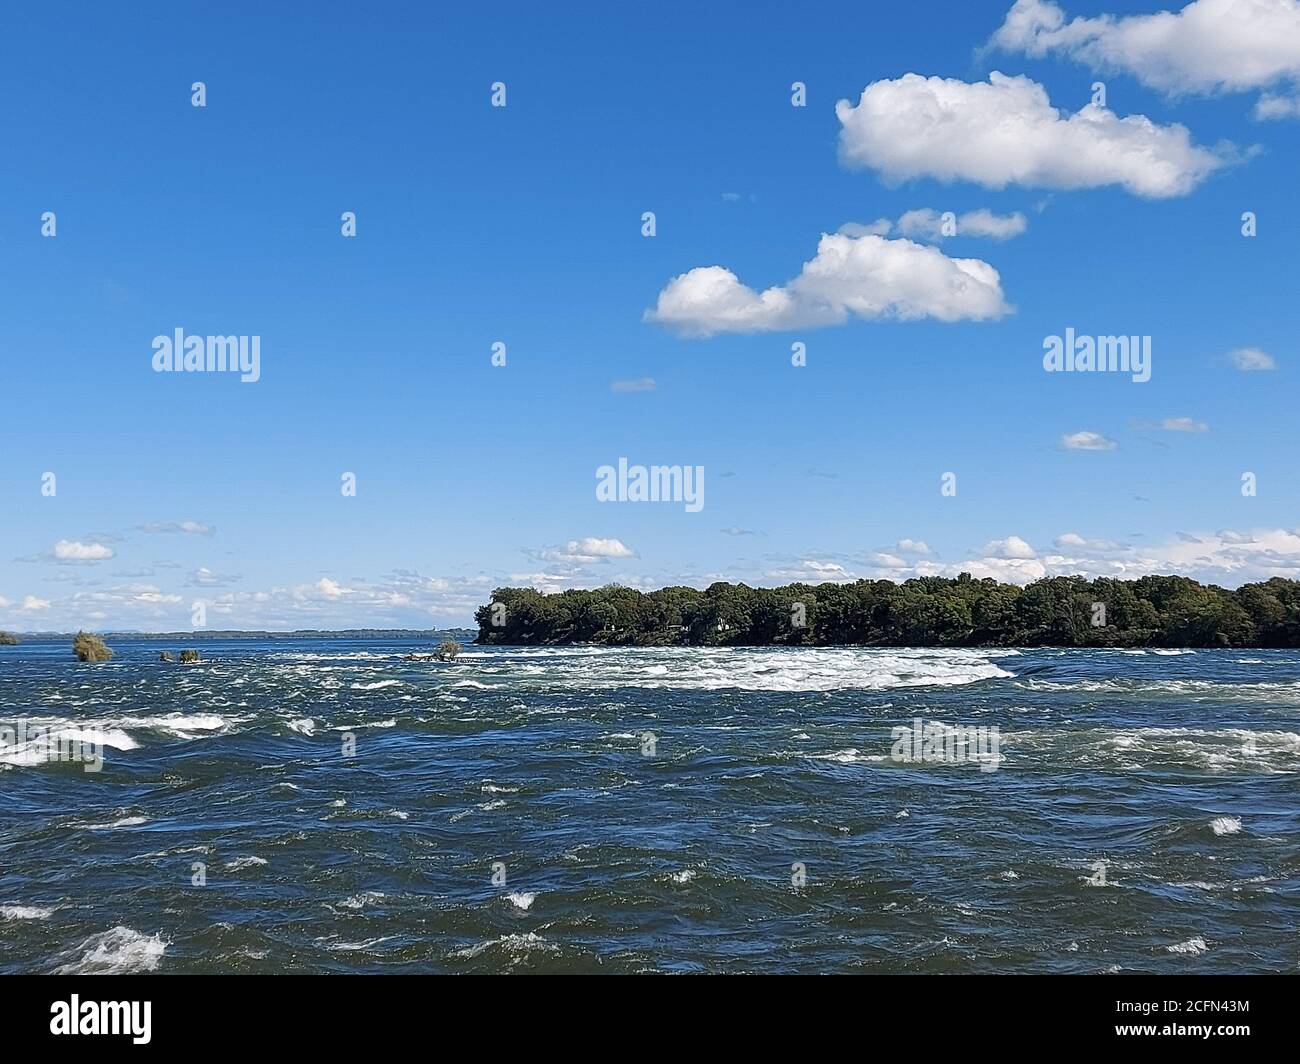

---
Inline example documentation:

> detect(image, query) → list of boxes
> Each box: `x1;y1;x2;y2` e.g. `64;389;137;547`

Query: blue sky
3;0;1298;631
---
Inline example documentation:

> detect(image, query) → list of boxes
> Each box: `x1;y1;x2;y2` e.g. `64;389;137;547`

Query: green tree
73;631;113;662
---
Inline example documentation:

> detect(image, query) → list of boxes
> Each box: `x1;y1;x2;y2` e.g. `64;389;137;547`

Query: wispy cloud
844;208;1028;242
610;377;656;393
1160;416;1209;433
1228;346;1276;371
1062;430;1117;451
139;520;216;536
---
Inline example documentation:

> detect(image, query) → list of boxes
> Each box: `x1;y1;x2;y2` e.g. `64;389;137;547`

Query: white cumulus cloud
539;538;635;564
991;0;1300;100
52;540;115;562
836;71;1229;198
981;535;1039;559
646;231;1010;337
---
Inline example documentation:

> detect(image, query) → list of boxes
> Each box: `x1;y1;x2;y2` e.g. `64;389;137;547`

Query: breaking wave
53;927;168;974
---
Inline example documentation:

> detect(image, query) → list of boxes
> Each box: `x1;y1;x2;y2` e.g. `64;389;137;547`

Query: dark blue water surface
1;638;1297;973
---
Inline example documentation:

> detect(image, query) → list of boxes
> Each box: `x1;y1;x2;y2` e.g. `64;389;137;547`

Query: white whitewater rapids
467;646;1018;692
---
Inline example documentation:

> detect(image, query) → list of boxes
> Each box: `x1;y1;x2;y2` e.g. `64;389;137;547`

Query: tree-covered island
474;575;1300;648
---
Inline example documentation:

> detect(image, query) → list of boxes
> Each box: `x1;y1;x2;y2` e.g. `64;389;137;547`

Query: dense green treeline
474;575;1300;648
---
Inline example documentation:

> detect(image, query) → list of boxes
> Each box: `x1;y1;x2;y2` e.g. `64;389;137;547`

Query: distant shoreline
0;628;475;642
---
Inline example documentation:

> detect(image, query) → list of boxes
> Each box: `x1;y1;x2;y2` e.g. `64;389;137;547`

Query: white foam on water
1103;728;1300;773
1;904;55;921
811;748;887;764
505;891;536;910
0;726;138;767
79;815;148;830
1166;936;1209;955
143;713;229;737
337;891;384;910
670;870;697;884
0;710;248;763
326;936;396;952
224;856;268;870
1210;816;1243;836
288;718;316;735
453;932;557;959
54;927;168;974
1171;877;1274;893
470;646;1015;692
64;727;138;750
1019;677;1300;701
351;680;403;690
